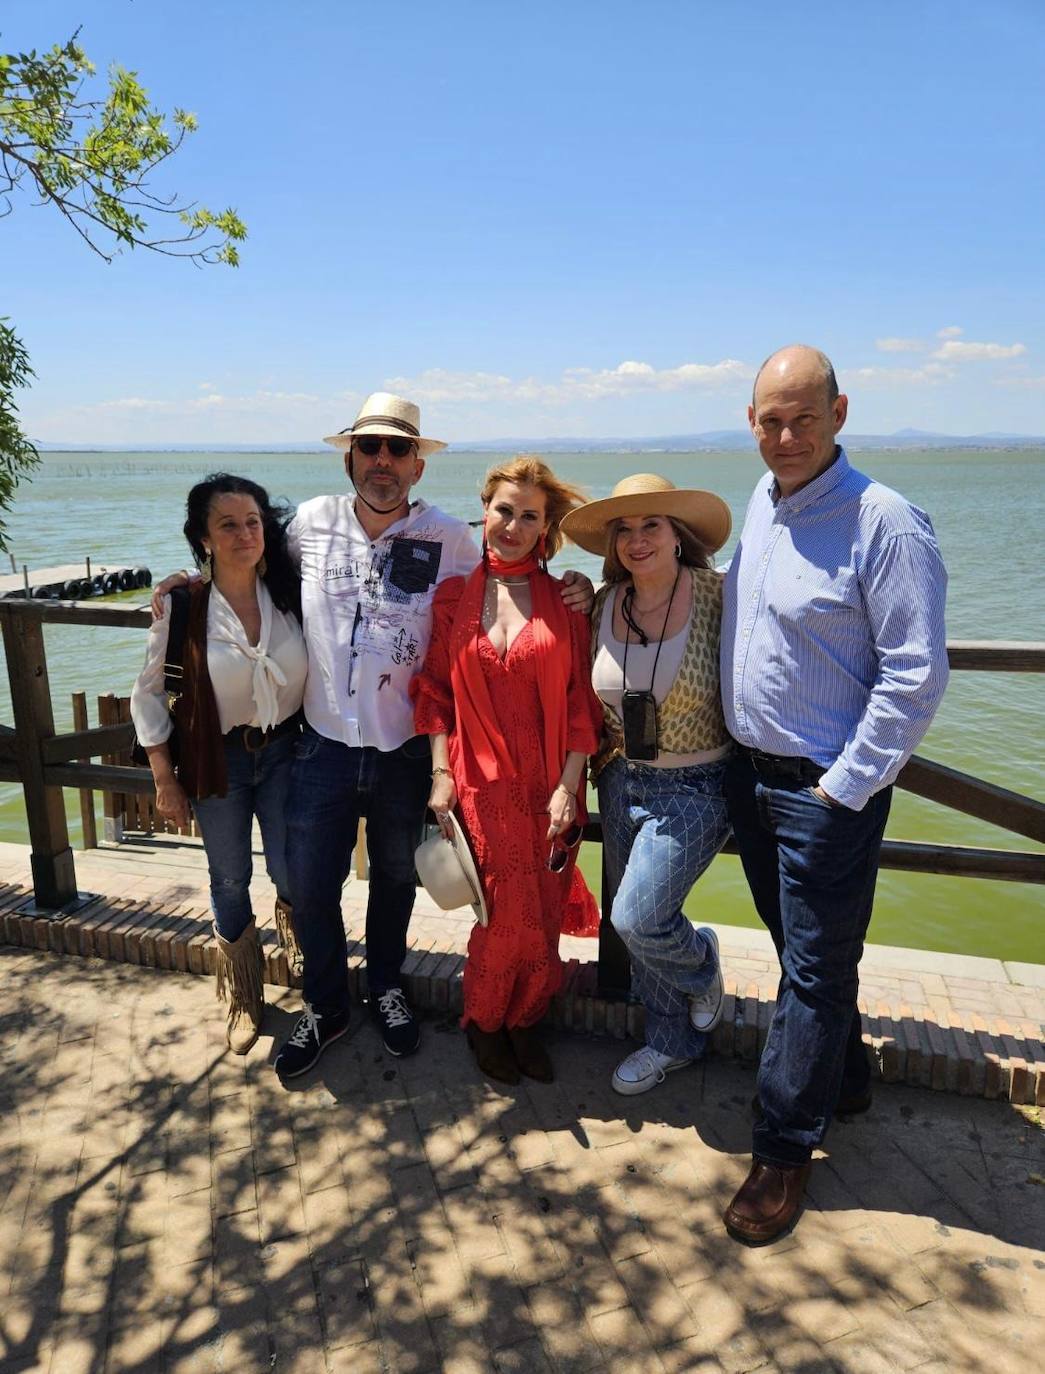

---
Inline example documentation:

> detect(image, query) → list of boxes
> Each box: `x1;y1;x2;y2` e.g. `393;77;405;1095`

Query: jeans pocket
398;734;433;763
293;731;322;763
805;785;842;811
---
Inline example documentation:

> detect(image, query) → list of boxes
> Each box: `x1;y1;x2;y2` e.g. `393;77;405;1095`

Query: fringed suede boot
215;918;265;1054
273;896;303;975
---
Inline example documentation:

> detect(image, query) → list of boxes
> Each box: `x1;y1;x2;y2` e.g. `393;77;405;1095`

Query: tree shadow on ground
0;945;1042;1374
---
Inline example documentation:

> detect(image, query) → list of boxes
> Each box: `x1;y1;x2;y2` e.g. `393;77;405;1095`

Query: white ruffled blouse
130;582;308;746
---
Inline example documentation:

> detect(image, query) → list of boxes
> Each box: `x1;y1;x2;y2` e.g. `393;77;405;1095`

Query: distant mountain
32;430;1045;455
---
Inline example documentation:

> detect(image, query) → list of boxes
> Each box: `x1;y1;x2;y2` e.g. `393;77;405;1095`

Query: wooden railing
1;599;1043;987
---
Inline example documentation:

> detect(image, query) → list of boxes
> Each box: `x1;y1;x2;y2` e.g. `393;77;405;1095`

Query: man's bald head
752;345;838;409
748;345;848;498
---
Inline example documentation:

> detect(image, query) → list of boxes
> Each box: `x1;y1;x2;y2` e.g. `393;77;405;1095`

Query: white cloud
875;337;926;353
932;339;1027;361
384;358;751;406
937;325;964;339
995;373;1045;390
848;362;953;386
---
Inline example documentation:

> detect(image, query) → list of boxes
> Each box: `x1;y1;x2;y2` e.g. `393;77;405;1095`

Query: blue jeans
724;751;892;1167
191;731;295;943
598;757;730;1060
286;727;432;1015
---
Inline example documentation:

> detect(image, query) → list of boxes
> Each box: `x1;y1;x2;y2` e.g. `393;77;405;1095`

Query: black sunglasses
354;435;417;459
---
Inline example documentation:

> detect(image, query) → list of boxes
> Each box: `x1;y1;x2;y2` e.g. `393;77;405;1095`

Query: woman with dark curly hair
131;473;307;1052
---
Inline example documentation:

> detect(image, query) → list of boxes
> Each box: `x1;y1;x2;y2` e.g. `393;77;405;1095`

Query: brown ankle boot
466;1024;520;1085
273;897;303;975
215;919;264;1054
506;1025;554;1082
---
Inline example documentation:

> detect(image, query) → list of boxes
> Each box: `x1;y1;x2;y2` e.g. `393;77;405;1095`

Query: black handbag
131;585;191;767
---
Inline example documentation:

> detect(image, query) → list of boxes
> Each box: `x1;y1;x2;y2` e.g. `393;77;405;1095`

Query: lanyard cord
621;564;681;692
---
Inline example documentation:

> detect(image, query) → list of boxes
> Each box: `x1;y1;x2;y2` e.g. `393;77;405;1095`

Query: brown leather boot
506;1025;554;1083
466;1024;520;1085
724;1158;811;1244
215;919;264;1054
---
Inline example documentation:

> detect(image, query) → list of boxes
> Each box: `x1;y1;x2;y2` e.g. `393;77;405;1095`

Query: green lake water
1;448;1042;963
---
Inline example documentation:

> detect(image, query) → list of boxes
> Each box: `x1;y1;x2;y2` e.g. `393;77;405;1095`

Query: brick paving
1;944;1043;1374
1;836;1042;1105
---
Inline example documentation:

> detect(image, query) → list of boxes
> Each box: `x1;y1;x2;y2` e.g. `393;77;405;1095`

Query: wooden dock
0;559;152;599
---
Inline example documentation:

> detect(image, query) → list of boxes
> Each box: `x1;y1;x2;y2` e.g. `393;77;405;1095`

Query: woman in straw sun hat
411;456;603;1086
560;473;734;1096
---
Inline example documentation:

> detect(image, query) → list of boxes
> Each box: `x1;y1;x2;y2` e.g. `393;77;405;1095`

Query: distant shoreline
29;437;1045;456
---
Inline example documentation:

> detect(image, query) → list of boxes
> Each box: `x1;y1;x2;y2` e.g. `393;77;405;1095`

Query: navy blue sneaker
371;986;420;1057
274;1003;350;1079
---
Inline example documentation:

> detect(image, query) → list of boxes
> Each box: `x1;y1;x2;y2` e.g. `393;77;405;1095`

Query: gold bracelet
431;766;453;778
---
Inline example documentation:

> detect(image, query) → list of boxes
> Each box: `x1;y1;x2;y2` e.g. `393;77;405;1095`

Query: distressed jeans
724;751;892;1167
191;730;295;943
286;727;432;1015
598;756;730;1060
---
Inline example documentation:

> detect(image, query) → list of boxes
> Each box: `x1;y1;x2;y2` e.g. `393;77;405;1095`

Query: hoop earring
674;543;682;559
200;552;213;584
257;554;268;577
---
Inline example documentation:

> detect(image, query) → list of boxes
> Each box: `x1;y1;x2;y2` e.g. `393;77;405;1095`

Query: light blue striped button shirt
721;448;949;811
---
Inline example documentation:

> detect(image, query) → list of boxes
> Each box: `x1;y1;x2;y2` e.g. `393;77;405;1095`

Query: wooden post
356;818;369;879
71;692;98;848
0;605;77;908
596;818;631;998
98;693;124;842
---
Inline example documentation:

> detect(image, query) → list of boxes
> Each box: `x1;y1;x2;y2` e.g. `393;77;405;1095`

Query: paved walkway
1;944;1042;1374
2;837;1042;1104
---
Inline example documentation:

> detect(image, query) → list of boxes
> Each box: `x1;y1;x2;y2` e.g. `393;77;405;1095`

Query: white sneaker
688;927;724;1033
611;1045;695;1096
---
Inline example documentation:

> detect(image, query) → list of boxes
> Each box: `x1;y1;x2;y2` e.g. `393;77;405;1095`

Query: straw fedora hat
559;473;731;555
414;811;488;926
323;392;447;458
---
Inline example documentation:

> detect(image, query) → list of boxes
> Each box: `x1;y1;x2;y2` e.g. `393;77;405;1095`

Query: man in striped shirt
720;344;949;1243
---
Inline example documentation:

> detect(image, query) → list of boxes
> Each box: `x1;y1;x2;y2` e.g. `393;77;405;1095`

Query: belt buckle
243;725;268;753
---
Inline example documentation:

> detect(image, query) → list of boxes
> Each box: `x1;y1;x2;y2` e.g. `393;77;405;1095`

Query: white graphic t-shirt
288;495;479;751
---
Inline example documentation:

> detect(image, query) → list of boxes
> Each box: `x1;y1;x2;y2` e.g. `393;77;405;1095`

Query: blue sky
4;0;1044;444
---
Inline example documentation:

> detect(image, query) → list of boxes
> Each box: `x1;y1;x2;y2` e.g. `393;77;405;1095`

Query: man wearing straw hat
274;393;592;1079
270;393;477;1077
720;345;949;1243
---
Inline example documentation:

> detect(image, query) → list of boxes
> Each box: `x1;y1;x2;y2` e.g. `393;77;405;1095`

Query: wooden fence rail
0;600;1042;991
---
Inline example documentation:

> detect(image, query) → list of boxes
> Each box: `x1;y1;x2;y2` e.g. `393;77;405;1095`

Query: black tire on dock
102;572;120;594
118;568;136;591
91;574;107;594
134;566;151;587
63;578;84;599
32;584;52;599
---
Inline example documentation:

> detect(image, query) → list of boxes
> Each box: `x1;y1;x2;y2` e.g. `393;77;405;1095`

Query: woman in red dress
412;457;602;1085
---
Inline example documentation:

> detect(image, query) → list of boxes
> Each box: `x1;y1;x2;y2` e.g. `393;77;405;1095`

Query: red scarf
449;548;573;795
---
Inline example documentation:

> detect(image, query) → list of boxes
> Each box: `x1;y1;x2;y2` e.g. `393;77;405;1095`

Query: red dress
413;575;601;1031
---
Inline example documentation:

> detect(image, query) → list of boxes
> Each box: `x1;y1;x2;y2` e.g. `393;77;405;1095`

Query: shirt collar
770;446;851;512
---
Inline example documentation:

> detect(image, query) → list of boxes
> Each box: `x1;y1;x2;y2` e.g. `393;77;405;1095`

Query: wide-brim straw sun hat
559;473;732;555
414;810;488;927
323;391;447;458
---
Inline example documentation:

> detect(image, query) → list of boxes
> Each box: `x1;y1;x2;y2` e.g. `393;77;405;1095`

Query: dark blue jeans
724;752;891;1167
191;731;294;942
286;727;432;1015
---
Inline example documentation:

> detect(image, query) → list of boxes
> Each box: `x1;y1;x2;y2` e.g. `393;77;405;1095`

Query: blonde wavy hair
480;455;588;561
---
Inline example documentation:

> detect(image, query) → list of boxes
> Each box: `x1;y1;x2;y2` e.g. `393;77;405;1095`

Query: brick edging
2;889;1042;1107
